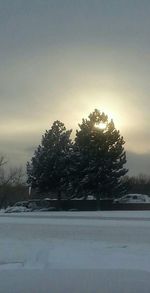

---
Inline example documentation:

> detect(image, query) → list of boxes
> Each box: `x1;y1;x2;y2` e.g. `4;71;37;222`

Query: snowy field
1;211;150;293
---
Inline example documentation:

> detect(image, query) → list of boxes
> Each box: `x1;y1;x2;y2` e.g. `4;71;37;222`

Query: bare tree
0;156;26;208
0;155;7;167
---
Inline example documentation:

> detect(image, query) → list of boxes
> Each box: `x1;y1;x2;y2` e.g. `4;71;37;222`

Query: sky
0;0;150;175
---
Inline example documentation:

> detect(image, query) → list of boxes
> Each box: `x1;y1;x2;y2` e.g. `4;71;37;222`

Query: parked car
5;199;56;213
5;200;34;213
5;204;31;213
114;193;150;204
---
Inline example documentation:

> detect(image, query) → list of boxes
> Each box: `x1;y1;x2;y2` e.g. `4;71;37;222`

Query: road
1;211;150;243
0;211;150;293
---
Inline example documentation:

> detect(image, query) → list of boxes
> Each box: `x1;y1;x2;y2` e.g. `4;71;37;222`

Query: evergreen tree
64;145;85;198
74;109;128;208
27;121;72;204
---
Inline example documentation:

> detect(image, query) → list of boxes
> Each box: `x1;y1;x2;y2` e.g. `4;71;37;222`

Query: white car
114;193;150;204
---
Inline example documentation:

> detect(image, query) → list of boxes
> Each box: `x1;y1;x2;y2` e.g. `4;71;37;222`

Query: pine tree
64;145;85;198
27;121;72;204
74;109;128;208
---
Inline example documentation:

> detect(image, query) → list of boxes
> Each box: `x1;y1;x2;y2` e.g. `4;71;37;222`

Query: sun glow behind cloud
72;90;128;131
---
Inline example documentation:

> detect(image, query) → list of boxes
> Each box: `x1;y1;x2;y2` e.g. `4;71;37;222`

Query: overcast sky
0;0;150;175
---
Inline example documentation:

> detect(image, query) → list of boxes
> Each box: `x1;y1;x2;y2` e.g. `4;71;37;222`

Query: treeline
125;175;150;195
1;170;150;209
1;109;150;209
0;156;28;208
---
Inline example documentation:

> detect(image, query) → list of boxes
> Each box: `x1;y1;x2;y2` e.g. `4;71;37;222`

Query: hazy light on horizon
0;0;150;175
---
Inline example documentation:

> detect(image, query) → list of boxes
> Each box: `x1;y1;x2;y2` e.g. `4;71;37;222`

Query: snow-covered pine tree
74;109;128;208
27;121;72;204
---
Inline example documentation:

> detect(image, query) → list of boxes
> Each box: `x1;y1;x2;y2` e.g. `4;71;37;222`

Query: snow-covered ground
1;211;150;293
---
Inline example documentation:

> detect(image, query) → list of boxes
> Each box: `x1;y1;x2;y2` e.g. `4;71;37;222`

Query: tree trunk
96;193;101;210
57;189;62;210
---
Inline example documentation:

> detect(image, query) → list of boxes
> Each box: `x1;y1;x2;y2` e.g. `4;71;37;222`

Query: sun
94;122;107;130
